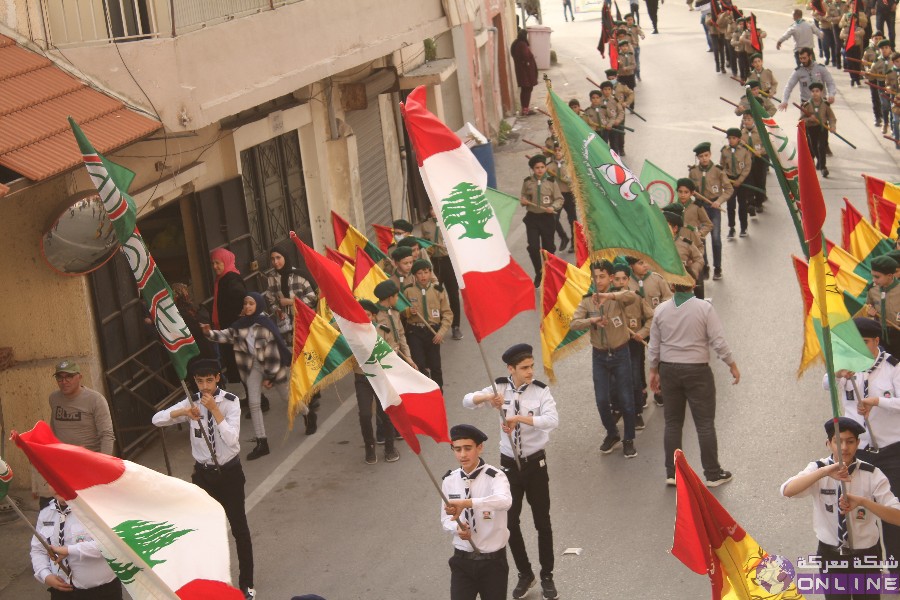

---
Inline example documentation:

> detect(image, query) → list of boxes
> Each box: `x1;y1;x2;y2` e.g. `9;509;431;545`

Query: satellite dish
40;191;120;275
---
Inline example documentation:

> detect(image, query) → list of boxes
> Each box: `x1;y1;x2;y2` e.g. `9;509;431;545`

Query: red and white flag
292;233;450;453
13;422;243;600
400;86;535;342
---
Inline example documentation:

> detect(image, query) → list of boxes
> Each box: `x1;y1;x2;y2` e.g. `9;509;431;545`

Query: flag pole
414;452;482;554
3;498;72;577
849;377;880;452
179;381;220;472
475;340;523;471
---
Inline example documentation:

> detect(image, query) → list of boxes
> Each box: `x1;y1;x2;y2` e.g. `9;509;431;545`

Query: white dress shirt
440;460;512;553
31;500;117;590
823;351;900;448
463;377;559;459
781;458;900;547
152;388;241;466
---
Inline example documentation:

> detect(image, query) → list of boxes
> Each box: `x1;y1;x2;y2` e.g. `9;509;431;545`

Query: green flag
69;118;199;380
545;88;692;286
639;160;678;207
485;187;518;238
0;458;11;502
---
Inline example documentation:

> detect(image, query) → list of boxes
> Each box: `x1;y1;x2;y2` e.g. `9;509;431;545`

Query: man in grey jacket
778;46;837;108
776;10;824;66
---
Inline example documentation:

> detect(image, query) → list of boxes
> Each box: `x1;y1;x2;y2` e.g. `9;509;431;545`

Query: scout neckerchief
631;272;649;298
380;304;400;341
54;499;71;580
508;376;529;459
730;145;738;175
204;390;218;459
418;281;431;325
880;280;899;342
461;458;487;533
846;350;886;402
534;173;548;207
823;456;858;550
674;291;694;307
699;163;712;196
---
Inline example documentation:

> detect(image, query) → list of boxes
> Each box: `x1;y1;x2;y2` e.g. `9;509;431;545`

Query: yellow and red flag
863;174;900;227
874;195;900;240
331;211;389;264
373;223;396;254
791;256;821;375
351;248;411;311
539;251;591;383
672;450;805;599
842;198;894;266
289;299;354;429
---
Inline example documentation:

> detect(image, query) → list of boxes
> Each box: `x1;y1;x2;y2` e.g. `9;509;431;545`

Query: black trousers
50;579;122;600
644;0;658;29
748;156;768;207
555;192;576;245
192;460;254;590
859;442;900;573
354;374;395;449
407;324;444;388
449;551;509;600
871;83;884;122
726;186;750;231
737;50;750;80
846;45;862;83
661;362;720;479
816;541;883;599
618;74;636;92
501;453;554;579
807;125;829;170
524;212;556;281
830;26;843;67
711;35;726;72
432;255;461;328
726;44;738;75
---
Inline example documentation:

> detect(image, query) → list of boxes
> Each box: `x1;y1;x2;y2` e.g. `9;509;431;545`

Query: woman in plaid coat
203;292;302;460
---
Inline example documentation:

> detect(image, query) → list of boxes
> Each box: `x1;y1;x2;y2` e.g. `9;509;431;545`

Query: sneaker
713;268;722;280
706;470;734;487
513;573;536;599
748;206;757;217
599;434;622;454
635;414;645;430
451;326;463;340
365;445;377;465
666;476;676;486
654;393;664;407
875;119;883;127
244;587;256;600
822;167;829;178
739;230;747;238
727;227;735;239
384;447;400;463
623;439;637;458
541;576;559;600
375;432;385;445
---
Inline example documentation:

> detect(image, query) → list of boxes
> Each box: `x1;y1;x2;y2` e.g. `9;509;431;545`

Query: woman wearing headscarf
210;248;247;385
203;293;309;460
510;29;539;116
264;246;317;339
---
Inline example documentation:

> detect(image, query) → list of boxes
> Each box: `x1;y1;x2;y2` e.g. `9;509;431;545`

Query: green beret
726;127;743;138
664;211;684;227
374;280;399;300
528;154;547;168
871;255;899;274
611;257;631;276
600;81;614;89
392;219;413;232
663;203;685;215
886;249;900;265
872;30;885;38
878;39;893;49
676;178;696;191
359;299;379;314
391;246;413;261
605;68;618;77
693;142;711;155
746;79;761;89
808;82;824;90
410;258;432;274
750;53;763;61
397;236;420;248
617;39;629;46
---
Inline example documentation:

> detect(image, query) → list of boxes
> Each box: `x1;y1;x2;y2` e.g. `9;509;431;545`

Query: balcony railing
40;0;305;47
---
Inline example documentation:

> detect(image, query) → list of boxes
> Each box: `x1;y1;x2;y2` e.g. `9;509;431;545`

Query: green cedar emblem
363;337;393;377
441;182;494;240
105;520;194;584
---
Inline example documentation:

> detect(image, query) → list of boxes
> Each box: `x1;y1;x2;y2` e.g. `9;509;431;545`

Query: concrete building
0;0;518;487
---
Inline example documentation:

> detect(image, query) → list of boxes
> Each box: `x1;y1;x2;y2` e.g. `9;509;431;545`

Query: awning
0;34;161;182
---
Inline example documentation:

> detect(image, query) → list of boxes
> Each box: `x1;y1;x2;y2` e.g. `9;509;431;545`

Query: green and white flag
545;88;693;286
69;119;199;379
0;457;11;502
639;160;678;208
485;187;520;238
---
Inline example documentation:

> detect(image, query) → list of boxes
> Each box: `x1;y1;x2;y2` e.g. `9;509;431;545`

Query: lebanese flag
13;422;243;600
400;86;535;342
292;233;450;453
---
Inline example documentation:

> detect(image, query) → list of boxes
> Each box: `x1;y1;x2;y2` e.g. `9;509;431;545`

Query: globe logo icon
756;555;796;594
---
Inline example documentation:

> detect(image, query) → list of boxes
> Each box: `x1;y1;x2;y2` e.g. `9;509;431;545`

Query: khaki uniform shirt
403;282;453;337
689;163;734;202
671;199;713;242
749;67;779;96
570;290;640;350
675;231;705;280
740;28;765;54
419;218;448;259
800;99;837;129
741;126;765;157
735;94;777;116
521;175;564;214
600;97;625;129
618;288;654;338
618;51;637;76
374;305;411;356
614;82;634;110
719;144;753;187
628;271;674;310
583;105;604;131
546;159;572;193
626;24;644;47
867;283;900;339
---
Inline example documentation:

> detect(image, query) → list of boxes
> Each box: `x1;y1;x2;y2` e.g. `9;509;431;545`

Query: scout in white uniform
441;424;512;600
463;344;560;600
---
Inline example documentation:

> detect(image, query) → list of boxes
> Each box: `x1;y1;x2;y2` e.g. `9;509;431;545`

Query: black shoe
558;234;570;252
384;446;400;462
541;576;559;600
755;204;764;213
654;393;664;407
739;230;747;238
748;206;757;217
513;573;536;599
247;437;270;461
623;439;638;458
635;414;645;430
822;167;829;178
713;268;722;280
376;432;386;445
600;434;622;454
451;326;463;340
876;119;883;127
727;227;735;239
304;410;318;435
652;28;659;33
706;470;734;487
365;444;377;465
261;394;270;413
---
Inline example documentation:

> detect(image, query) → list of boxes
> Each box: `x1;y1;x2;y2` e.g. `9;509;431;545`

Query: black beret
878;39;893;48
886;249;900;265
853;317;882;339
529;154;548;168
663;203;685;215
359;299;379;314
871;255;898;274
392;219;414;232
693;142;711;155
502;343;533;365
872;30;885;38
600;81;614;89
664;211;684;227
397;236;420;248
411;258;432;274
190;358;222;375
391;246;413;261
676;178;696;191
824;417;866;438
808;82;824;91
726;127;743;138
374;280;399;300
450;424;488;444
605;68;618;77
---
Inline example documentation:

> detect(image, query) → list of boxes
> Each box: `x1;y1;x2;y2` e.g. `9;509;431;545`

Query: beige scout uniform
741;125;765;157
719;144;753;187
614;83;634;111
583;105;605;132
867;283;900;339
689;163;734;204
420;218;448;259
620;289;654;339
617;50;637;77
570;290;640;350
748;67;778;96
800;98;837;129
403;281;453;337
735;94;777;116
671;199;712;247
675;231;705;280
545;157;572;194
600;97;625;130
521;174;564;214
628;271;674;310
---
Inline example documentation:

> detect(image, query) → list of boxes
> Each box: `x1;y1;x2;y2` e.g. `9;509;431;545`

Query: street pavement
2;1;900;598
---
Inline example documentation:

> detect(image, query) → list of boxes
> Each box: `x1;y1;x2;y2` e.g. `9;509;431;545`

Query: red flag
797;121;826;254
875;194;900;238
845;15;856;54
609;36;619;70
373;223;396;254
810;0;826;16
711;0;720;20
325;247;354;267
574;221;590;267
749;14;762;53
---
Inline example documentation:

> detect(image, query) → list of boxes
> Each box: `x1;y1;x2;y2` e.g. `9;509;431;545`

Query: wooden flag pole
849;377;880;452
414;452;482;554
4;498;72;577
179;381;220;472
475;341;523;471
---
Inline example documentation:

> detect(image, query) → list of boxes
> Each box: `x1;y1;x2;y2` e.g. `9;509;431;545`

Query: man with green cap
390;245;415;290
403;259;453;390
800;81;836;178
719;127;753;241
688;142;732;282
521;154;564;286
733;80;777;116
867;255;900;358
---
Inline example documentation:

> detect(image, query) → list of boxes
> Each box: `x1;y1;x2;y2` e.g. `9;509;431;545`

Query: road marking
245;396;356;513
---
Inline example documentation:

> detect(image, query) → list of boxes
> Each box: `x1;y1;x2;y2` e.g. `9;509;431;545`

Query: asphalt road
3;1;900;598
